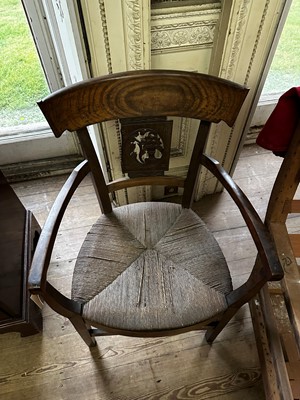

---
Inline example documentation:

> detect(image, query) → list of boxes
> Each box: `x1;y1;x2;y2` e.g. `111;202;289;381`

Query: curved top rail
38;70;249;137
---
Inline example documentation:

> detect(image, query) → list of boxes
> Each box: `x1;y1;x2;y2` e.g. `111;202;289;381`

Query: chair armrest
201;154;283;283
28;160;90;293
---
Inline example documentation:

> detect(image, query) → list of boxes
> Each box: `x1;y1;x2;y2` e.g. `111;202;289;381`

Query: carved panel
121;118;172;177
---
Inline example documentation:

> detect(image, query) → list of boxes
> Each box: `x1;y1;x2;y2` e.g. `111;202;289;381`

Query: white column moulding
198;0;288;197
81;0;152;204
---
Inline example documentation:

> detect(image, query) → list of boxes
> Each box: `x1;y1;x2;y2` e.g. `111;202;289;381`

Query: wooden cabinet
0;171;42;336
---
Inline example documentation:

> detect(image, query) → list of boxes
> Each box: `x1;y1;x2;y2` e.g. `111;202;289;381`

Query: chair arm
200;154;283;282
28;160;90;294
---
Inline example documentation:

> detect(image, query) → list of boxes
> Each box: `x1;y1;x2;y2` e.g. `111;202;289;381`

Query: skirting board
1;155;84;183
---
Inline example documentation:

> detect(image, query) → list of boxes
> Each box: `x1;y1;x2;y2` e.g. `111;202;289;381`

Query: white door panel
81;0;288;202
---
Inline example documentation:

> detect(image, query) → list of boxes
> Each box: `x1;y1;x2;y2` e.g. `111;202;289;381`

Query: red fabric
256;86;300;152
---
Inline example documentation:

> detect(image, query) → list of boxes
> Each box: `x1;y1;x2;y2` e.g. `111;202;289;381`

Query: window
0;0;49;131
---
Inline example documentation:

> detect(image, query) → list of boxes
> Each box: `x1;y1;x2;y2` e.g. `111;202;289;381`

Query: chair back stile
182;120;211;208
76;127;112;214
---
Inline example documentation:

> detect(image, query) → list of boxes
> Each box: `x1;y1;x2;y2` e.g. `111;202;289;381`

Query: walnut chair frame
250;120;300;399
28;70;283;347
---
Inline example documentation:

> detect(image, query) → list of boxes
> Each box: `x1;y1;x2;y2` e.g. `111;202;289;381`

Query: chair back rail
38;70;248;136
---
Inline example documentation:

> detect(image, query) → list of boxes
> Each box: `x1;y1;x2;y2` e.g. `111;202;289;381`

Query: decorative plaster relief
124;0;146;70
55;0;64;22
221;0;272;168
200;0;274;198
151;2;221;18
98;0;113;73
151;21;215;52
224;0;251;82
244;0;271;86
151;2;220;53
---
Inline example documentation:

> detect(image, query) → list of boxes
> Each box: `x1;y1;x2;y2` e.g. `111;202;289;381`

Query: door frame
241;0;293;148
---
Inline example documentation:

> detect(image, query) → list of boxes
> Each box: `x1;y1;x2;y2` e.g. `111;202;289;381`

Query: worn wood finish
38;70;249;137
249;289;293;400
29;70;283;349
182;120;211;208
266;122;300;347
107;175;185;193
250;122;300;399
28;161;90;319
201;154;283;282
0;171;42;336
285;199;300;213
76;128;112;214
1;144;276;400
289;234;300;257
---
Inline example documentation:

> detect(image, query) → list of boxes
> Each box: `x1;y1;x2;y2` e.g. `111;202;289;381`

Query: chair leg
205;322;226;344
205;308;237;344
70;315;97;347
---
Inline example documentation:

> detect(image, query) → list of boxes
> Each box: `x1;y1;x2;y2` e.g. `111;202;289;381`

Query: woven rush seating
72;202;232;332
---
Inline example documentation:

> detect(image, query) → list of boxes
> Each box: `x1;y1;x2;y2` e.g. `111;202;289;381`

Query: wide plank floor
0;145;284;400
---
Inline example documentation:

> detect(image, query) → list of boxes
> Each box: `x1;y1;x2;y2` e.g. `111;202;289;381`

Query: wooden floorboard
0;144;288;399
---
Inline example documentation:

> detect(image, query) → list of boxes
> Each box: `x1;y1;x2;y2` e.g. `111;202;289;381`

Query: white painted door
79;0;290;202
246;0;299;145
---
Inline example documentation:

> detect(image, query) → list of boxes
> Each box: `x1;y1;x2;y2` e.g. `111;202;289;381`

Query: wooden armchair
250;119;300;399
28;70;283;347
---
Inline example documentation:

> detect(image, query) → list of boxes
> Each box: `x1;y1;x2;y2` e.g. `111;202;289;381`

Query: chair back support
39;70;248;135
38;70;249;212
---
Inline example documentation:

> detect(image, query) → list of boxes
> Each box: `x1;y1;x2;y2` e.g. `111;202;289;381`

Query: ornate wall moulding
151;1;220;54
151;21;216;52
97;0;113;73
221;0;272;168
243;0;271;86
151;2;221;18
223;0;251;82
123;0;149;70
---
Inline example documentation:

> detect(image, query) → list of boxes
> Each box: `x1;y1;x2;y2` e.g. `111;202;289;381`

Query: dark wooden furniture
28;70;283;347
0;170;42;336
250;121;300;399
